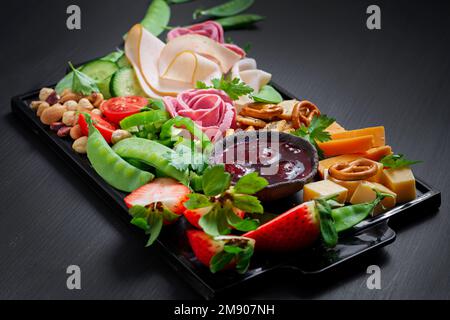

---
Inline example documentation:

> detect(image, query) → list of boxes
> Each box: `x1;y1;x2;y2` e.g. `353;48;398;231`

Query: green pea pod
194;0;254;19
332;192;392;233
112;137;189;185
315;198;338;247
159;116;211;151
215;14;265;30
119;110;170;130
86;116;154;192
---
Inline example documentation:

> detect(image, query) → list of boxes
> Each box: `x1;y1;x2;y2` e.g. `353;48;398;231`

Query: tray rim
10;85;441;299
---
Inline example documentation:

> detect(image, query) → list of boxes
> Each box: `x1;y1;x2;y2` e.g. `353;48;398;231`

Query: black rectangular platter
11;85;441;299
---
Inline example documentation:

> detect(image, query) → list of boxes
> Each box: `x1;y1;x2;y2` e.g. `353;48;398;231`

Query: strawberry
184;206;245;229
125;178;190;219
243;201;320;251
186;230;255;273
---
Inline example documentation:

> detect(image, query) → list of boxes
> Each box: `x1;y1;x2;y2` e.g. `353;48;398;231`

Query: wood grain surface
0;0;449;299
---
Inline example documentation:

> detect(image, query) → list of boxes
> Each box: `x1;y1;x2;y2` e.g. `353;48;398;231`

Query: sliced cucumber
81;60;119;98
116;54;131;68
110;67;146;97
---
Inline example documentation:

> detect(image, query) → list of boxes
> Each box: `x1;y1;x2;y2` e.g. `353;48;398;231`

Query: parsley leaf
68;62;99;95
380;154;422;169
196;77;254;100
233;172;268;194
202;165;231;196
292;114;335;159
184;194;212;210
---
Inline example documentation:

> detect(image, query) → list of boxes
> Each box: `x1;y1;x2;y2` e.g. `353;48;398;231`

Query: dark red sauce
214;140;314;184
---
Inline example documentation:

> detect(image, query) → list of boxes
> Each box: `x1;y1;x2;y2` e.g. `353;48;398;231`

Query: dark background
1;0;449;299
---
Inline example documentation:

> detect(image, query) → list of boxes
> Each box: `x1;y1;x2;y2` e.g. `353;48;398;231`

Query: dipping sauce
214;139;314;185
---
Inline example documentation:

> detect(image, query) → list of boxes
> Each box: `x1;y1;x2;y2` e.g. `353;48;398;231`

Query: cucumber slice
116;54;131;68
81;60;119;98
110;67;146;97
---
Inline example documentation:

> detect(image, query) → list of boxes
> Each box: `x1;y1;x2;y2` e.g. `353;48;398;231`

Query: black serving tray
11;86;441;299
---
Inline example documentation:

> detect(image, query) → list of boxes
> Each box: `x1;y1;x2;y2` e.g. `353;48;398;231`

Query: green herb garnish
251;85;283;104
380;154;422;169
68;62;99;95
196;77;254;100
292;114;336;159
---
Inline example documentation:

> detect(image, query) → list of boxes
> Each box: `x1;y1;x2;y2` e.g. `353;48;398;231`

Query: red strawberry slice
125;178;190;220
187;230;225;267
186;230;255;271
184;206;245;229
243;201;319;251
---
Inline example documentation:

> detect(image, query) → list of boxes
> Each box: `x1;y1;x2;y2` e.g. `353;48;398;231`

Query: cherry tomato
78;112;117;143
100;96;148;124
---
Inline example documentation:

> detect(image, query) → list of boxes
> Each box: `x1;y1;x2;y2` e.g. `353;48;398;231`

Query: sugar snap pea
112;137;189;185
86;117;154;192
215;14;265;30
141;0;171;37
332;192;393;233
194;0;254;19
119;110;170;130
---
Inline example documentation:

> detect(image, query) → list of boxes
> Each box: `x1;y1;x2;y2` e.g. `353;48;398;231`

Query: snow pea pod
332;192;392;233
159;116;211;150
86;119;154;192
119;110;170;130
215;14;265;30
194;0;254;19
112;137;189;185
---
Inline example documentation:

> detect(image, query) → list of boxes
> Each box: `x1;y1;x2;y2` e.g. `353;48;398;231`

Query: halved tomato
100;96;148;124
78;112;117;143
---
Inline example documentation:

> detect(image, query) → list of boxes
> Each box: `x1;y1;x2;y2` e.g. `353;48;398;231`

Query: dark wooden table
1;0;449;299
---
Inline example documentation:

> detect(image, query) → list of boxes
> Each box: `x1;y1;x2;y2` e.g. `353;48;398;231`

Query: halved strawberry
184;206;245;229
186;230;255;273
243;201;319;251
125;178;190;222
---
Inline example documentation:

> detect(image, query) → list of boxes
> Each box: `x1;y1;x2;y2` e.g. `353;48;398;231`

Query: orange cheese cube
331;126;385;147
350;182;397;215
381;168;416;203
303;180;348;204
317;135;374;157
360;145;393;161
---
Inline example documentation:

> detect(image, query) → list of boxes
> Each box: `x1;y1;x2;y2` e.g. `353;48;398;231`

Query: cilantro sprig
68;62;99;95
196;77;254;100
380;154;422;169
183;165;268;237
292;114;336;159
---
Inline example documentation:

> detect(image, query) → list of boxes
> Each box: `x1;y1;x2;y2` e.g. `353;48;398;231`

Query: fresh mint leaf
202;165;231;196
231;194;264;214
199;204;231;236
315;198;338;247
209;251;234;273
69;62;99;96
184;194;212;210
251;85;283;104
233;172;268;194
380;154;422;169
145;209;163;247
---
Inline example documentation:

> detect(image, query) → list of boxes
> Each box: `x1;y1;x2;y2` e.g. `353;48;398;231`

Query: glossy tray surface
11;87;441;299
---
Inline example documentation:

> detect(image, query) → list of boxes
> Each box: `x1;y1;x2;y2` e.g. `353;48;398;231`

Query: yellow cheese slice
350;182;397;215
303;180;348;203
381;168;416;203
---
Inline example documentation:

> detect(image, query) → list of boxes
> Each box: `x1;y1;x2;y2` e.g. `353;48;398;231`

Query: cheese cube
381;168;416;203
326;171;361;202
303;180;348;203
318;155;361;177
350;182;397;215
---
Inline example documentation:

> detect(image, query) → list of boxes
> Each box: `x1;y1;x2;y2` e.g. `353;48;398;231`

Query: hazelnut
62;111;78;126
36;102;50;117
72;136;88;154
39;88;55;102
40;104;66;125
77;98;94;111
64;100;78;111
70;125;83;140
